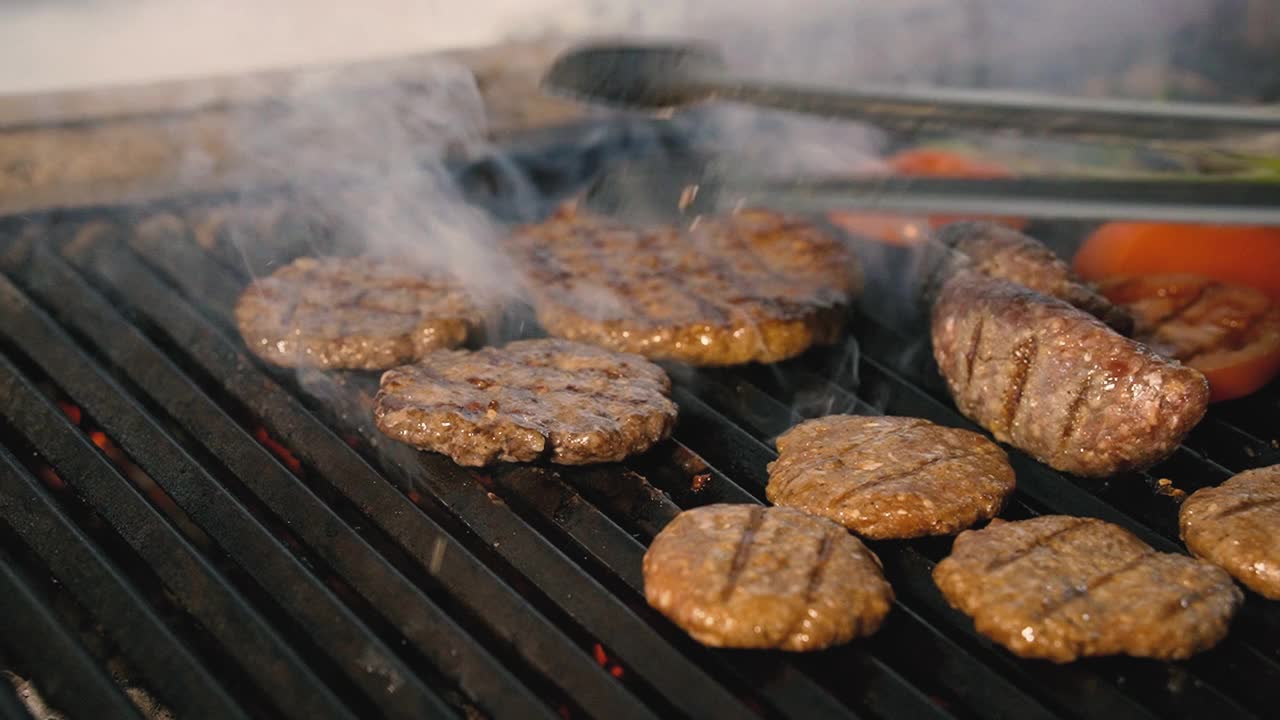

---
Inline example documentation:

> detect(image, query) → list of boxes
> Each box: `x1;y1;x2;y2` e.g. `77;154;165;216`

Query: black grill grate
1;120;1279;720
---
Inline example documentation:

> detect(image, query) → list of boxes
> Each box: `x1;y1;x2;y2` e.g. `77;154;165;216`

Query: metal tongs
544;41;1280;224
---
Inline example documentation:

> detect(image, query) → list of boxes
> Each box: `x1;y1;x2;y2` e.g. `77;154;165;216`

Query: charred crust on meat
934;515;1241;662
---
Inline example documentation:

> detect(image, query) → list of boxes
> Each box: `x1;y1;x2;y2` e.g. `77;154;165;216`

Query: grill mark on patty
770;421;923;500
1058;369;1094;451
824;447;988;507
1152;585;1219;625
963;314;986;391
1035;550;1154;621
780;530;838;643
983;518;1091;573
1208;495;1280;521
1001;335;1039;432
721;507;766;602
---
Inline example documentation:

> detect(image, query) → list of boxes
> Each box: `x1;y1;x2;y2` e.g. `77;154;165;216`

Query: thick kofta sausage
931;271;1209;477
933;221;1133;334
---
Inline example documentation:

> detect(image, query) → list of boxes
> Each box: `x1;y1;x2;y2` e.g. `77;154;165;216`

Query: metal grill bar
732;352;1277;718
0;447;246;720
489;463;943;720
59;225;752;719
0;349;356;720
77;224;839;717
672;384;1177;720
0;268;458;720
5;237;558;720
0;553;144;720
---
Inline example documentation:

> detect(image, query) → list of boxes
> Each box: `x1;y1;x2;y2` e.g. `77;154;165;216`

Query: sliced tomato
1075;223;1280;300
828;147;1028;244
1097;274;1280;402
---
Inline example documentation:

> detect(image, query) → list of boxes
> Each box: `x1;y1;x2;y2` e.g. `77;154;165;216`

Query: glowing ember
253;426;303;474
35;464;66;490
591;643;625;679
56;401;82;425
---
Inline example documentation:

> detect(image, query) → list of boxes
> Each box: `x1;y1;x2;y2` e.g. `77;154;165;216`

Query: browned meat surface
235;256;479;370
766;415;1015;539
1180;464;1280;599
931;271;1209;477
507;206;861;366
374;338;676;466
643;504;892;651
934;515;1242;662
933;221;1133;334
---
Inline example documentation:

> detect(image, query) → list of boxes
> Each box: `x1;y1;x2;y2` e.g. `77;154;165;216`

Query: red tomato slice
1075;223;1280;300
1097;274;1280;402
828;148;1028;243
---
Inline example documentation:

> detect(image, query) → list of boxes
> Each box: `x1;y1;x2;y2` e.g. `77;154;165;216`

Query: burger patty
931;221;1133;334
373;338;677;466
235;256;479;370
507;206;862;366
766;415;1015;539
934;515;1242;662
643;504;893;651
1180;464;1280;599
931;271;1209;477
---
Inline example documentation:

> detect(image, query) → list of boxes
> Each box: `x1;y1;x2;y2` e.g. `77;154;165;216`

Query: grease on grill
767;415;1015;539
934;515;1241;662
643;504;892;651
507;206;861;366
234;256;480;370
1180;463;1280;599
374;338;677;466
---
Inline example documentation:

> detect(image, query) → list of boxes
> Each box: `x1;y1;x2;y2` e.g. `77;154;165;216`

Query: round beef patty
767;415;1015;539
1180;464;1280;599
235;256;479;370
373;338;677;466
507;206;861;366
934;515;1241;662
643;504;893;651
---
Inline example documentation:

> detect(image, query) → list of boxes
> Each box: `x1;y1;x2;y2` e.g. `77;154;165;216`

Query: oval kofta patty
507;206;861;366
931;271;1209;477
373;338;676;466
934;515;1241;662
767;415;1015;539
1180;464;1280;599
235;256;479;370
932;221;1133;334
643;504;892;651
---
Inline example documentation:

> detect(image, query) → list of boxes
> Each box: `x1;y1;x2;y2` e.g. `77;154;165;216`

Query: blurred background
1;0;1276;100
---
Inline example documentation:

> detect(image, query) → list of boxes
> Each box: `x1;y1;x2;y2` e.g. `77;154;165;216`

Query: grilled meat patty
1180;464;1280;599
934;515;1241;662
766;415;1015;539
507;206;861;366
373;338;676;466
643;504;892;651
931;221;1133;334
235;256;479;370
931;271;1209;477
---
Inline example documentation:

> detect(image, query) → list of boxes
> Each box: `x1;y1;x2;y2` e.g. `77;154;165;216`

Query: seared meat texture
1180;464;1280;599
934;515;1241;662
508;206;861;366
374;338;676;466
931;271;1208;477
767;415;1015;539
932;221;1133;334
643;504;892;651
235;256;479;370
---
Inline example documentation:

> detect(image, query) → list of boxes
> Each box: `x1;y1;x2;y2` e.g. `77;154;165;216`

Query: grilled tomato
1098;274;1280;402
829;148;1028;245
1075;223;1280;300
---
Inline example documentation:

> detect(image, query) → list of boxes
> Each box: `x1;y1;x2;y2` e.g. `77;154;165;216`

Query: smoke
0;1;1213;94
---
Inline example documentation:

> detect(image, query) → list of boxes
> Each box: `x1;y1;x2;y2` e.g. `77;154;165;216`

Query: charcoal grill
1;113;1279;720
